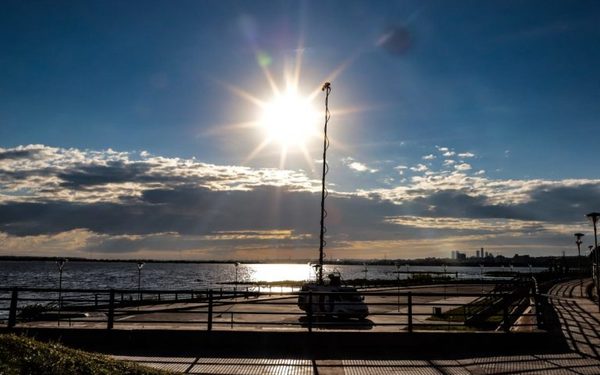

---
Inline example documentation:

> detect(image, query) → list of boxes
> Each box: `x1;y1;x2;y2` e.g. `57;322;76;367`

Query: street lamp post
480;264;484;292
586;212;600;311
395;263;400;312
56;259;67;327
234;262;240;297
137;262;144;303
575;233;585;295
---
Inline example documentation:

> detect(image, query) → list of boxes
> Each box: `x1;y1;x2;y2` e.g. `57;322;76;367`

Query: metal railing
0;283;542;333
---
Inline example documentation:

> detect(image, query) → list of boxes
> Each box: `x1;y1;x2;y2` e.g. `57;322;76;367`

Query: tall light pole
234;262;240;285
480;264;484;293
57;259;67;327
317;82;331;285
395;262;400;312
575;233;585;295
137;262;144;303
586;212;600;311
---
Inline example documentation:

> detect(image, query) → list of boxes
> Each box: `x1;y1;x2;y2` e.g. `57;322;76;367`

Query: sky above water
1;0;599;260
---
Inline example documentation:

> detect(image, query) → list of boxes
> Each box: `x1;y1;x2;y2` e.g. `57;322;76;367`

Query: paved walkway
113;279;600;374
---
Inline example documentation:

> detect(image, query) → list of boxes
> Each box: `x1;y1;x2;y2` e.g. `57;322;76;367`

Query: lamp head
586;212;600;222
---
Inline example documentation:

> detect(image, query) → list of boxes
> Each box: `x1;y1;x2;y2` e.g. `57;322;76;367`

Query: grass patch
0;334;171;375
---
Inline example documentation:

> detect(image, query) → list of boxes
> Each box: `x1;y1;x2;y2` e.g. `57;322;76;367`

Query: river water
0;261;545;290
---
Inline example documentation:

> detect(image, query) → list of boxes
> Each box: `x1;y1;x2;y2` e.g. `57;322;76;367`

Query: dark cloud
0;148;41;160
2;183;599;246
58;161;156;188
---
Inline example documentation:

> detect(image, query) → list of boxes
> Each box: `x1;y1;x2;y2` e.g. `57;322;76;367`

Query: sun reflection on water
246;263;313;283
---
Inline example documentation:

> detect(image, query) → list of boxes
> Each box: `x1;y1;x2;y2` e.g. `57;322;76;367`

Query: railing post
407;292;413;333
107;289;115;330
307;291;313;333
503;294;510;333
207;290;213;331
8;288;18;328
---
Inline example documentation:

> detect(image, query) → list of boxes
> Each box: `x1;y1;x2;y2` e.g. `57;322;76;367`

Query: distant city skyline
1;1;600;260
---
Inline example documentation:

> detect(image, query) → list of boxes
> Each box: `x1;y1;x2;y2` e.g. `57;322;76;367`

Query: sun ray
220;81;266;108
299;144;316;172
244;138;273;164
259;63;281;96
201;120;261;137
279;145;288;169
292;46;304;89
330;103;383;117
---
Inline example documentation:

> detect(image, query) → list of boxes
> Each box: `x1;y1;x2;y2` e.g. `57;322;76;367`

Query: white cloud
443;160;456;166
394;165;408;175
0;145;320;204
342;157;378;173
443;151;456;157
458;152;475;158
410;164;428;172
422;154;436;160
455;163;472;171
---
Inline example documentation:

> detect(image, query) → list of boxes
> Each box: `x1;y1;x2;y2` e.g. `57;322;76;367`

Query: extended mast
317;82;331;285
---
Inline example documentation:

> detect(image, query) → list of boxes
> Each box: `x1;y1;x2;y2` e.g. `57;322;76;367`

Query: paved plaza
111;278;600;374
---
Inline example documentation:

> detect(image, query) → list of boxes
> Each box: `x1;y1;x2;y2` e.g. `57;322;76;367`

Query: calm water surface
0;261;545;290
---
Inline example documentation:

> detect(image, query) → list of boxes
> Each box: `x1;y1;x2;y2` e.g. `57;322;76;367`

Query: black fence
0;283;542;333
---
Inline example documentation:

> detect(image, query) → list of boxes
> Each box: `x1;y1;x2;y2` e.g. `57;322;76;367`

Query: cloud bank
1;145;598;259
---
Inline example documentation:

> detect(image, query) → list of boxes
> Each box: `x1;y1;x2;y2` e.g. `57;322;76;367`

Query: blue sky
1;1;599;260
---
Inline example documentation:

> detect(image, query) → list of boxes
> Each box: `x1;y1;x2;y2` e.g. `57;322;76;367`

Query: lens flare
260;89;319;147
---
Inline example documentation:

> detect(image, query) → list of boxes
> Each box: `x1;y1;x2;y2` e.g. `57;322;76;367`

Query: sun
213;44;361;167
260;88;320;148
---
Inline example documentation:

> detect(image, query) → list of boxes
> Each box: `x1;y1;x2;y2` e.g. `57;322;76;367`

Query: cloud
1;144;600;259
342;157;378;173
422;154;436;160
410;164;428;172
443;151;456;157
458;152;475;158
454;163;472;171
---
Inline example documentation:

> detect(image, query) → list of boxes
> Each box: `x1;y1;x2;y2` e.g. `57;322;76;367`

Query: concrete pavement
111;278;600;374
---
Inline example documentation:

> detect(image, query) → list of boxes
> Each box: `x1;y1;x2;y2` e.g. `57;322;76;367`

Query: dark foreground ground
4;278;600;374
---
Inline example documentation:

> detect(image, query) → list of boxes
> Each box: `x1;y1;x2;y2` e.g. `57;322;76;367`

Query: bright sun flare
216;45;358;167
260;89;319;148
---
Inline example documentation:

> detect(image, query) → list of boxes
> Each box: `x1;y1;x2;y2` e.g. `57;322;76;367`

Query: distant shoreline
0;255;584;268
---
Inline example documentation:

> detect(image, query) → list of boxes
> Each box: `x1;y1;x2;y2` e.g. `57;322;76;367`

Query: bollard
207;290;213;331
407;292;413;333
7;288;18;328
107;289;115;330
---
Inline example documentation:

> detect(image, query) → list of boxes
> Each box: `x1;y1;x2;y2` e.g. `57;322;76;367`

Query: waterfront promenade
111;278;600;374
